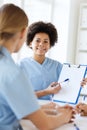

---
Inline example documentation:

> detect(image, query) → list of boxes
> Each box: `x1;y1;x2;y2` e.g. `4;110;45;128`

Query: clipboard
53;64;87;104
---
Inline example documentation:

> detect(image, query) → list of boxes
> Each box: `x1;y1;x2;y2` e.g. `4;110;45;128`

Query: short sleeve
57;62;63;80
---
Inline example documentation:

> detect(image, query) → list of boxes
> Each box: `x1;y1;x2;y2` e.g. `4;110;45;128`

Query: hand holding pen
51;78;69;87
50;78;69;102
49;82;61;94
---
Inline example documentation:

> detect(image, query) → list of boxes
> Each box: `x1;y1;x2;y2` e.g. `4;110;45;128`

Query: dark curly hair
26;21;58;48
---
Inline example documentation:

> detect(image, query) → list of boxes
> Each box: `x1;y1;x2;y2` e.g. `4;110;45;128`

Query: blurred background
0;0;87;64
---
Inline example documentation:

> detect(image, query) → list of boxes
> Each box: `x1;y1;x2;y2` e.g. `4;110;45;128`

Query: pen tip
65;78;69;81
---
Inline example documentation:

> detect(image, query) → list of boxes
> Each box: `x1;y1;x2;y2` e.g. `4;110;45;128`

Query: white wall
47;0;70;63
67;0;87;64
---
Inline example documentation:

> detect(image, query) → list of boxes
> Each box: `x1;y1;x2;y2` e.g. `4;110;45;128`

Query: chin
13;50;18;53
14;48;20;53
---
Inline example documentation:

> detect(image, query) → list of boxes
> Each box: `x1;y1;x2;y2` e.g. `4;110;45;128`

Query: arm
23;106;74;130
35;89;48;98
35;82;61;98
41;102;58;109
41;102;60;115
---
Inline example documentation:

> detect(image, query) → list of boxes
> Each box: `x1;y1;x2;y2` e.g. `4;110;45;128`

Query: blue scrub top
19;57;63;100
0;46;40;130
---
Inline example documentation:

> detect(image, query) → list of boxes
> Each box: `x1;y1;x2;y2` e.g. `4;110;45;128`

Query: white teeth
38;48;44;51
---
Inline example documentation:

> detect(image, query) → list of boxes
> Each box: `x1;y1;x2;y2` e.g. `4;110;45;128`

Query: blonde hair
0;4;28;44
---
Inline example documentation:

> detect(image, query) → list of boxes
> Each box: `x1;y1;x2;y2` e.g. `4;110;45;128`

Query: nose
39;41;44;46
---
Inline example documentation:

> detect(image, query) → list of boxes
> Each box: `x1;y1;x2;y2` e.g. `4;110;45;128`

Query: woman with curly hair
19;21;62;100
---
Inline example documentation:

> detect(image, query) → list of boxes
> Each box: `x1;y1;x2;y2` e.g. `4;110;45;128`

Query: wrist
43;89;48;95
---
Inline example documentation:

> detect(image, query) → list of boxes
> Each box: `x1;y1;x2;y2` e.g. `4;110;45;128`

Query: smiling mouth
37;48;46;51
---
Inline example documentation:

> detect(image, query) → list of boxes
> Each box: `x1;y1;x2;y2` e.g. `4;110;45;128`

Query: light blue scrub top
19;57;62;100
0;46;40;130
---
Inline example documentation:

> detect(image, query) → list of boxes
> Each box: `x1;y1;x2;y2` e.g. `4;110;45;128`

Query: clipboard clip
64;63;80;68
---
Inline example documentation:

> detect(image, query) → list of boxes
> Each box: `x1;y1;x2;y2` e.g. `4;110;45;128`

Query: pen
50;94;54;102
83;95;86;101
83;95;87;103
59;78;69;84
74;123;80;130
50;78;69;102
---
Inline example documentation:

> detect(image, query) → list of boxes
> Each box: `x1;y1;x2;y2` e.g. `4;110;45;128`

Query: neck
32;54;45;64
2;39;17;54
3;44;13;53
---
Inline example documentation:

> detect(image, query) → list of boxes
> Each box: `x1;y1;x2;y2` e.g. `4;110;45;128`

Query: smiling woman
1;0;70;63
18;21;62;100
29;33;50;59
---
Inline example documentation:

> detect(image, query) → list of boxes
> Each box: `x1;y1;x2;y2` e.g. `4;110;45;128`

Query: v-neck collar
30;57;48;67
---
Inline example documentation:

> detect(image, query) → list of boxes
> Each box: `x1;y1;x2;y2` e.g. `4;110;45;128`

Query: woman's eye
36;39;40;43
44;41;49;44
44;41;48;43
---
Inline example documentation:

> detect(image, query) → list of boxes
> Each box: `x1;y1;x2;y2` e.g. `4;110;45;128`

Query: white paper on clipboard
53;64;87;104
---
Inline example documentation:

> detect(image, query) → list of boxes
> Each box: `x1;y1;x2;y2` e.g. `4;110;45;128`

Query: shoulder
18;57;32;66
1;59;24;87
46;57;62;66
19;57;31;63
45;57;63;72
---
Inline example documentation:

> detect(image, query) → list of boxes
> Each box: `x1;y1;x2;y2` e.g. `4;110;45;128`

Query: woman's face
30;33;50;56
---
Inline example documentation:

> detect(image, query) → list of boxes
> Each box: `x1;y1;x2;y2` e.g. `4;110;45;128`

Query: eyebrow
36;38;49;41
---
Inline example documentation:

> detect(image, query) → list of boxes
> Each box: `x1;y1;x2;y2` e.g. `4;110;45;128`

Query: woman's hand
45;82;61;95
81;78;87;87
76;103;87;116
57;104;75;123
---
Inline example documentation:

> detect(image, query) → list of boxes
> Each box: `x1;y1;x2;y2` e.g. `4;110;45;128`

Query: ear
29;42;32;49
20;28;27;39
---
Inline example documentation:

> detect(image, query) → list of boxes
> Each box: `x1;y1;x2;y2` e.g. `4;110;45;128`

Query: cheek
47;44;51;49
31;44;37;51
32;44;36;49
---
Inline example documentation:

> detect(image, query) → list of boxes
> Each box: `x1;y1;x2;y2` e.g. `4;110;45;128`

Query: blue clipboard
53;63;87;105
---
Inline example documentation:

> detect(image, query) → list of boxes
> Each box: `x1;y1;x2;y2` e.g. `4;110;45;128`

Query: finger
63;104;74;109
69;120;74;123
50;82;56;87
76;103;85;108
80;111;87;116
54;82;59;86
79;104;86;111
55;85;61;90
51;82;59;87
